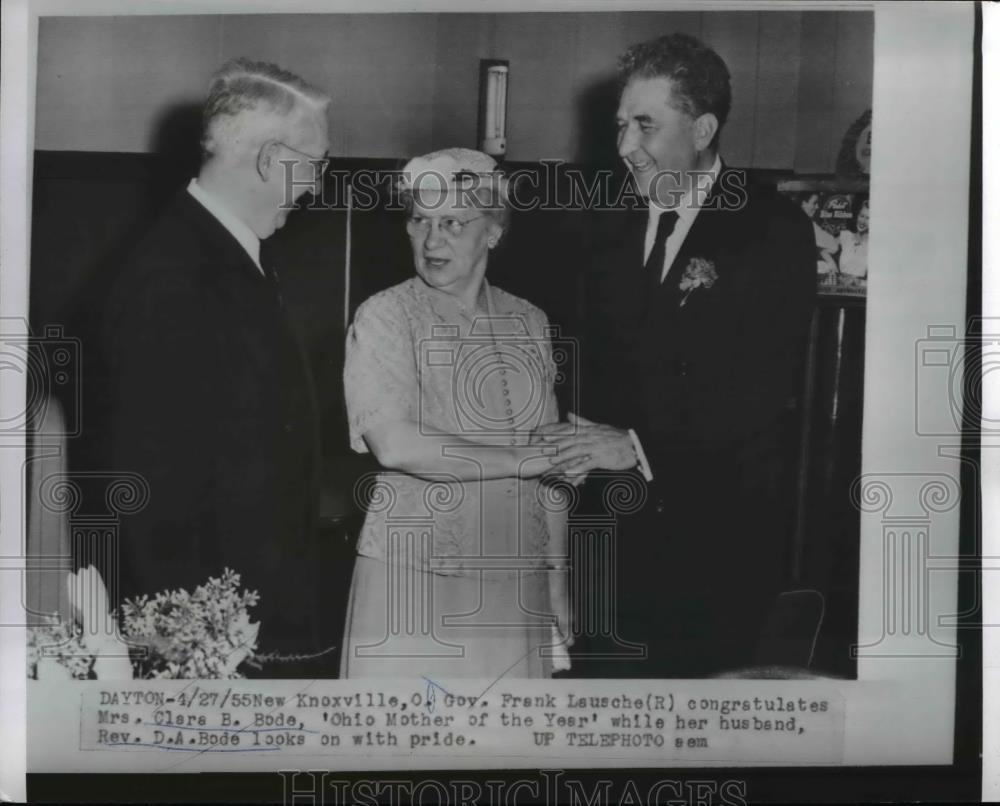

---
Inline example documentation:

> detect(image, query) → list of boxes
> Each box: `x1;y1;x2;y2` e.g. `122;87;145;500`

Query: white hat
399;147;502;195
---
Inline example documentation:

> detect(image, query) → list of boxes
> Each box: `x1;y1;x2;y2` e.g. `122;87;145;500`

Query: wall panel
700;11;761;168
754;11;802;169
36;11;873;171
36;16;222;154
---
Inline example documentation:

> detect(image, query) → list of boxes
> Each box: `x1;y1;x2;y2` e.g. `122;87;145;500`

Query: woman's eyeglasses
406;214;486;238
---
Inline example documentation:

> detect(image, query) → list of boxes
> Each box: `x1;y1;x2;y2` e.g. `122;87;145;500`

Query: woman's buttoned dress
340;277;562;679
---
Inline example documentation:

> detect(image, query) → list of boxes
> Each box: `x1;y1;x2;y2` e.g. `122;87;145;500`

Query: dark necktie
260;255;284;307
644;209;679;291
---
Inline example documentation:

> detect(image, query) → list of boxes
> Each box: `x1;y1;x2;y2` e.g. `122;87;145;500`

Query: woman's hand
514;445;566;479
364;421;572;482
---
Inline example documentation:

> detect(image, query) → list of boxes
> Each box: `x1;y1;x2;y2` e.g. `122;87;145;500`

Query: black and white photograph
0;0;985;802
779;178;869;296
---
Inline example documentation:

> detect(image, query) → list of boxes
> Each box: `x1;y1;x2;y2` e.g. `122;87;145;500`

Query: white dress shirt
643;154;722;282
186;178;264;276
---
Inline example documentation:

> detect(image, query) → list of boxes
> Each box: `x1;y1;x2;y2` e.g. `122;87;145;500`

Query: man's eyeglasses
274;141;330;176
406;214;487;238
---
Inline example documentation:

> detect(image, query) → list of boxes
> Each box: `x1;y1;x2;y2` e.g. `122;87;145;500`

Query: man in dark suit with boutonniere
93;59;336;676
538;33;815;678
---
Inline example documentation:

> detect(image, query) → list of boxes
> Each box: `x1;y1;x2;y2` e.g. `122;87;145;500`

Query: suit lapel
622;205;649;271
654;164;750;309
661;204;724;306
592;205;649;316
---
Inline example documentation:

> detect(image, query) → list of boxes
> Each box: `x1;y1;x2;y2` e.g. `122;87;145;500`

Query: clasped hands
530;412;636;486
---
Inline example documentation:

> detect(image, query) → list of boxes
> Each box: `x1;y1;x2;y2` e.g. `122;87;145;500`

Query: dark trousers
569;482;787;679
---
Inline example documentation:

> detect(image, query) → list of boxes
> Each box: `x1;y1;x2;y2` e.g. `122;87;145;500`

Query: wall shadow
574;73;622;168
148;101;203;186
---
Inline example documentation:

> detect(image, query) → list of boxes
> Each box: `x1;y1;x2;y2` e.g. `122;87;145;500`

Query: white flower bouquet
27;616;96;682
121;568;261;679
27;566;133;681
27;566;260;680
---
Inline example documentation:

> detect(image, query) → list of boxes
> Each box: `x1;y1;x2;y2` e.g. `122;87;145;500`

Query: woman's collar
412;277;493;320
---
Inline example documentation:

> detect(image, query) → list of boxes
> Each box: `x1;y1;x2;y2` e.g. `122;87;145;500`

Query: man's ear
692;113;719;152
256;141;275;181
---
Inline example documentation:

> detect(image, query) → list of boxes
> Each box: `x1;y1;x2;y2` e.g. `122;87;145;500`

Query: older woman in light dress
340;149;574;679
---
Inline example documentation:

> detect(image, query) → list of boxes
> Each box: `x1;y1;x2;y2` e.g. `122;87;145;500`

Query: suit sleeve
103;264;221;598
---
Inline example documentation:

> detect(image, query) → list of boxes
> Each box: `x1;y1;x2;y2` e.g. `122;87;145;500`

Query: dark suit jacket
94;189;329;659
577;165;816;675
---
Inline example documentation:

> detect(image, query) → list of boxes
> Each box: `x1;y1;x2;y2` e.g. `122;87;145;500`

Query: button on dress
340;277;564;678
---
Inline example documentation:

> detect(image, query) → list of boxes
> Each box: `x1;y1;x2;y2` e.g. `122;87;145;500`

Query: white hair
200;57;329;161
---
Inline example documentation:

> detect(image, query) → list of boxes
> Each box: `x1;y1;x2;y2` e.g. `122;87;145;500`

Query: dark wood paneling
796;296;865;678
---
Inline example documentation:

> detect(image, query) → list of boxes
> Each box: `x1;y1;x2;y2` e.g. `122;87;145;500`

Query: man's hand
549;567;575;648
530;420;575;443
531;416;590;485
537;413;637;481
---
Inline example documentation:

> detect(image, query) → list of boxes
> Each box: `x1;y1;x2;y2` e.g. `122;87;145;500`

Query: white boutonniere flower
678;257;718;307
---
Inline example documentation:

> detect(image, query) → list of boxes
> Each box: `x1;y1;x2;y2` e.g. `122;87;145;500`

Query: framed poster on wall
778;178;870;298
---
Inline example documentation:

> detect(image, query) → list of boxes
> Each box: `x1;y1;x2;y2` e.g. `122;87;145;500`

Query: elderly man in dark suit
541;33;815;678
96;58;334;675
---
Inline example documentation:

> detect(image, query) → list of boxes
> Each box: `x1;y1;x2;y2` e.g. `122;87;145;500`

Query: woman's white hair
200;58;329;162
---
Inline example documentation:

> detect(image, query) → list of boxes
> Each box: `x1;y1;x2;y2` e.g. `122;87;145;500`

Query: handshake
526;412;638;486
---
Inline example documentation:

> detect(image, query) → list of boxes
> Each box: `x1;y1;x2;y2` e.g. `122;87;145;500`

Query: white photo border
0;0;982;800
